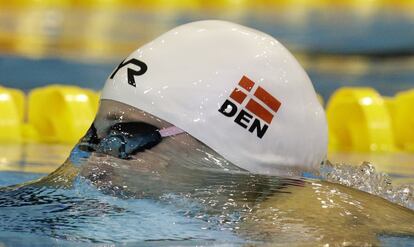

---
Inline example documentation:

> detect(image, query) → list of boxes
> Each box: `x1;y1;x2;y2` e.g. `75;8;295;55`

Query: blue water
0;171;246;246
1;166;413;246
0;171;44;187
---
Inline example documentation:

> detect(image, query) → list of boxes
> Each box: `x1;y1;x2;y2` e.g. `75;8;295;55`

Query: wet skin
6;99;414;246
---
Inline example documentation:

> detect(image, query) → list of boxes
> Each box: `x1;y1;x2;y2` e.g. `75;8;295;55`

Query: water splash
320;160;414;210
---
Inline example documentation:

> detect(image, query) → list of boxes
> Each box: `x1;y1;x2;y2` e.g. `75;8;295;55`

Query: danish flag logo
219;76;282;138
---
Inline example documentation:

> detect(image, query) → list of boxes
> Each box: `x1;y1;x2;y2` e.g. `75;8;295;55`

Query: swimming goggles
79;122;185;159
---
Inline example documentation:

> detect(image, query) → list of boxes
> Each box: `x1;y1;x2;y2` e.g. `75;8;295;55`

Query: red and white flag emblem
229;76;281;124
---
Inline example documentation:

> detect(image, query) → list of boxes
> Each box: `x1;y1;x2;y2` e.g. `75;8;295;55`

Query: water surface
0;144;413;246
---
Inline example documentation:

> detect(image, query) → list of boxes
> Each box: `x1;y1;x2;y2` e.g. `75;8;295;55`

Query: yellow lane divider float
326;87;414;153
0;85;99;144
0;86;25;142
0;84;413;153
327;87;395;153
28;85;99;143
392;89;414;152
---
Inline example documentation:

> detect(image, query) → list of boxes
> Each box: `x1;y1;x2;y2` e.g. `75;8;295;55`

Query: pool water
0;144;413;246
0;172;245;246
0;5;413;245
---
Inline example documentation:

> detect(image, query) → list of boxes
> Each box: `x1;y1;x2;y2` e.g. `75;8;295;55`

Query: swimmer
10;20;414;245
68;21;414;245
72;102;414;245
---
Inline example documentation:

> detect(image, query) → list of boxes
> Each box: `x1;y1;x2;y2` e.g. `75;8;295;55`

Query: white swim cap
101;20;327;175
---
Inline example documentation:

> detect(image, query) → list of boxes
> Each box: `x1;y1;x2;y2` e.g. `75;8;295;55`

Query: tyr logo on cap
110;58;147;87
218;76;282;138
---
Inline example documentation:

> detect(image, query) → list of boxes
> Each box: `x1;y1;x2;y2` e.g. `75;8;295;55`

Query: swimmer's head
85;20;327;175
